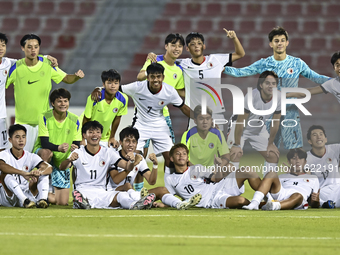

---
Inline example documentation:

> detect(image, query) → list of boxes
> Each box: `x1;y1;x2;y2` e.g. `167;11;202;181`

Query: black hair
101;69;121;83
165;33;185;46
49;88;71;105
9;124;26;138
146;62;165;75
257;71;279;91
287;148;307;161
268;26;288;42
330;52;340;67
82;121;103;134
169;143;189;158
185;32;205;46
307;125;326;140
119;126;139;141
0;33;8;45
193;105;213;119
20;34;41;47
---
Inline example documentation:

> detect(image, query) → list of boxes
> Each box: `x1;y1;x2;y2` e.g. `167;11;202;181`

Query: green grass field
1;153;339;255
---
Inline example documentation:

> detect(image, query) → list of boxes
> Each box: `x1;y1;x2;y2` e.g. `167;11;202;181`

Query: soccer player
0;33;57;152
83;69;128;149
306;125;340;207
33;88;81;206
0;124;52;208
6;34;84;152
229;71;281;174
59;121;156;210
148;29;245;131
165;143;262;209
243;148;320;210
223;26;329;149
181;105;230;167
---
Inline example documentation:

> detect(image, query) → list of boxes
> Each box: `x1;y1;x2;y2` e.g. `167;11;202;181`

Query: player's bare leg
162;151;171;168
235;168;262;191
37;148;53;163
54;187;69;205
271;193;303;210
226;196;250;209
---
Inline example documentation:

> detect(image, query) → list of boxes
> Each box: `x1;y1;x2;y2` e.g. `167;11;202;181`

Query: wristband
129;159;135;164
152;164;158;169
233;143;241;148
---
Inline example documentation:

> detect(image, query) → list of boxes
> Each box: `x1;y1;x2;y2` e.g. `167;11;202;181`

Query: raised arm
62;70;85;84
223;29;245;62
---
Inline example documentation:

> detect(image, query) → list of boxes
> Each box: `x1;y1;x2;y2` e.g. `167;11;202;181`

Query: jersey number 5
199;70;203;79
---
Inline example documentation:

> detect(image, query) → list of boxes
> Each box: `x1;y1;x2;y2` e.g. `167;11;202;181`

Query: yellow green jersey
33;109;82;169
181;127;229;166
84;89;128;141
6;56;66;125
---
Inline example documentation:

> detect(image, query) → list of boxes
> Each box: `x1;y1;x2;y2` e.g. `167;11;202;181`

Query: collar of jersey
270;55;288;63
309;147;326;159
10;148;25;160
147;81;162;95
85;145;101;156
191;56;206;66
118;150;128;161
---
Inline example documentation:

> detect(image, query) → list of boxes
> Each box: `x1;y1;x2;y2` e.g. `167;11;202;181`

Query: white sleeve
8;58;18;67
244;92;249;111
170;87;184;107
165;175;176;195
121;81;138;97
31;153;44;169
276;91;282;112
138;158;149;173
109;150;122;167
320;79;333;94
312;177;320;193
0;151;9;164
212;53;232;66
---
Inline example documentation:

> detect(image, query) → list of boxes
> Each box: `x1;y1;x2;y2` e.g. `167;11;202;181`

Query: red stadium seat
232;55;252;67
131;53;147;67
43;18;63;32
57;2;75;15
142;36;161;50
315;55;331;72
239;20;256;34
0;2;13;14
163;3;181;16
40;35;53;49
246;37;266;50
49;52;64;66
302;21;320;34
259;20;277;33
218;20;234;31
330;37;340;51
152;19;170;33
122;69;139;84
245;3;262;16
286;4;303;16
207;37;223;50
282;21;299;33
225;3;241;16
265;4;282;16
20;18;40;33
205;3;222;16
184;3;202;16
16;1;34;14
326;4;340;16
306;4;323;16
65;19;84;33
175;20;192;33
78;2;96;16
57;35;75;49
37;1;55;15
323;21;340;34
309;38;327;50
287;38;306;51
196;20;213;33
296;55;312;66
1;18;19;32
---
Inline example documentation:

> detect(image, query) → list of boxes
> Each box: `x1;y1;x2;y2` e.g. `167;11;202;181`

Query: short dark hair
287;148;307;161
20;34;41;47
165;33;185;46
307;125;326;140
9;124;26;138
119;126;139;141
193;105;213;119
257;71;279;91
268;26;288;42
101;69;121;83
0;33;8;44
146;62;165;75
82;121;103;134
169;143;189;158
330;52;340;67
49;88;71;105
185;32;204;46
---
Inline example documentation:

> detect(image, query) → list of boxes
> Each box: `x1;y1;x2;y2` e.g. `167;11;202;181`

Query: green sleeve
117;94;128;117
218;131;229;155
141;59;152;72
51;66;67;84
74;117;82;142
5;67;16;89
38;114;49;137
175;74;185;90
84;96;94;119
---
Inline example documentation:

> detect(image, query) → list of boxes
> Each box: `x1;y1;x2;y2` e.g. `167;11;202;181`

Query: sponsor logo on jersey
82;162;88;165
65;129;70;135
173;73;177;79
23;165;29;171
139;98;146;100
99;160;105;167
28;80;39;85
209;143;214;149
3;70;7;76
113;108;118;113
159;100;165;106
304;179;310;183
287;68;294;74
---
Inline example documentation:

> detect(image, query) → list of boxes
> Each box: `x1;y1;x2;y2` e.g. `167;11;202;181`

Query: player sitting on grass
83;69;128;149
33;88;81;206
243;148;320;210
0;124;52;208
165;143;262;209
60;121;155;210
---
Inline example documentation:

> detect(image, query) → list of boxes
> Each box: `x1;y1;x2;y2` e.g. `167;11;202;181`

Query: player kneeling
243;148;320;210
0;125;52;208
59;121;155;209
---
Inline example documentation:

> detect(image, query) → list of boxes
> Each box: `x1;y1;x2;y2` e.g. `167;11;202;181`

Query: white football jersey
121;80;184;131
166;165;216;207
307;144;340;188
108;150;150;190
178;54;232;114
243;88;281;135
279;173;319;200
0;148;43;189
320;77;340;104
0;57;17;119
71;146;122;189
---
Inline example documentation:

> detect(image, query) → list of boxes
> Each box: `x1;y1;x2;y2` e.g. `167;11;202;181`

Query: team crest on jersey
99;160;105;167
40;71;45;77
134;167;138;172
209;143;214;149
113;108;118;113
304;179;310;183
159;100;165;106
287;68;294;74
23;165;29;171
65;129;70;135
173;73;177;79
3;70;7;76
207;62;213;69
191;175;197;180
327;158;332;163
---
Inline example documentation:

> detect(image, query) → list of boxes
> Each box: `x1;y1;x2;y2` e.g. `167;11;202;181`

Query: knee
292;193;304;204
38;149;53;162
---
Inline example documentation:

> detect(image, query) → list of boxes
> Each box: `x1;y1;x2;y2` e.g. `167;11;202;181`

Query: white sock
127;189;141;201
263;161;278;177
117;192;135;209
266;193;274;202
252;191;265;205
4;174;27;204
272;201;281;210
161;194;182;208
37;175;49;201
231;162;240;170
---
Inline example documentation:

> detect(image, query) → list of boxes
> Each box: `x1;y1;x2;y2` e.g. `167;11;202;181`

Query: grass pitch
1;153;339;255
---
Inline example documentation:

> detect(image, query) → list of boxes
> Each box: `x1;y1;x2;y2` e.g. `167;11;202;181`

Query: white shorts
0;185;37;207
20;124;39;153
271;186;308;210
0;118;9;149
78;187;119;209
320;184;340;205
188;113;225;131
136;127;173;155
210;172;245;209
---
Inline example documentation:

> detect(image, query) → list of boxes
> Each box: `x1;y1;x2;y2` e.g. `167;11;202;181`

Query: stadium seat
239;21;256;34
259;20;277;33
225;3;241;16
184;3;202;16
309;38;327;51
246;37;266;50
218;20;234;31
175;20;192;33
287;38;306;51
131;53;147;67
196;20;213;33
20;18;40;33
152;19;170;33
265;4;282;16
40;35;53;49
43;18;63;32
207;37;223;50
0;1;13;14
49;52;64;66
326;4;340;16
245;3;262;16
65;19;84;33
330;37;340;51
302;21;320;34
78;2;96;16
122;69;140;84
163;3;181;16
306;4;323;16
57;35;75;49
16;1;34;14
323;21;340;34
315;55;331;73
37;1;55;15
286;4;303;16
282;21;299;33
205;3;222;16
142;36;161;50
232;55;252;67
1;18;19;32
57;2;75;15
297;55;312;65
